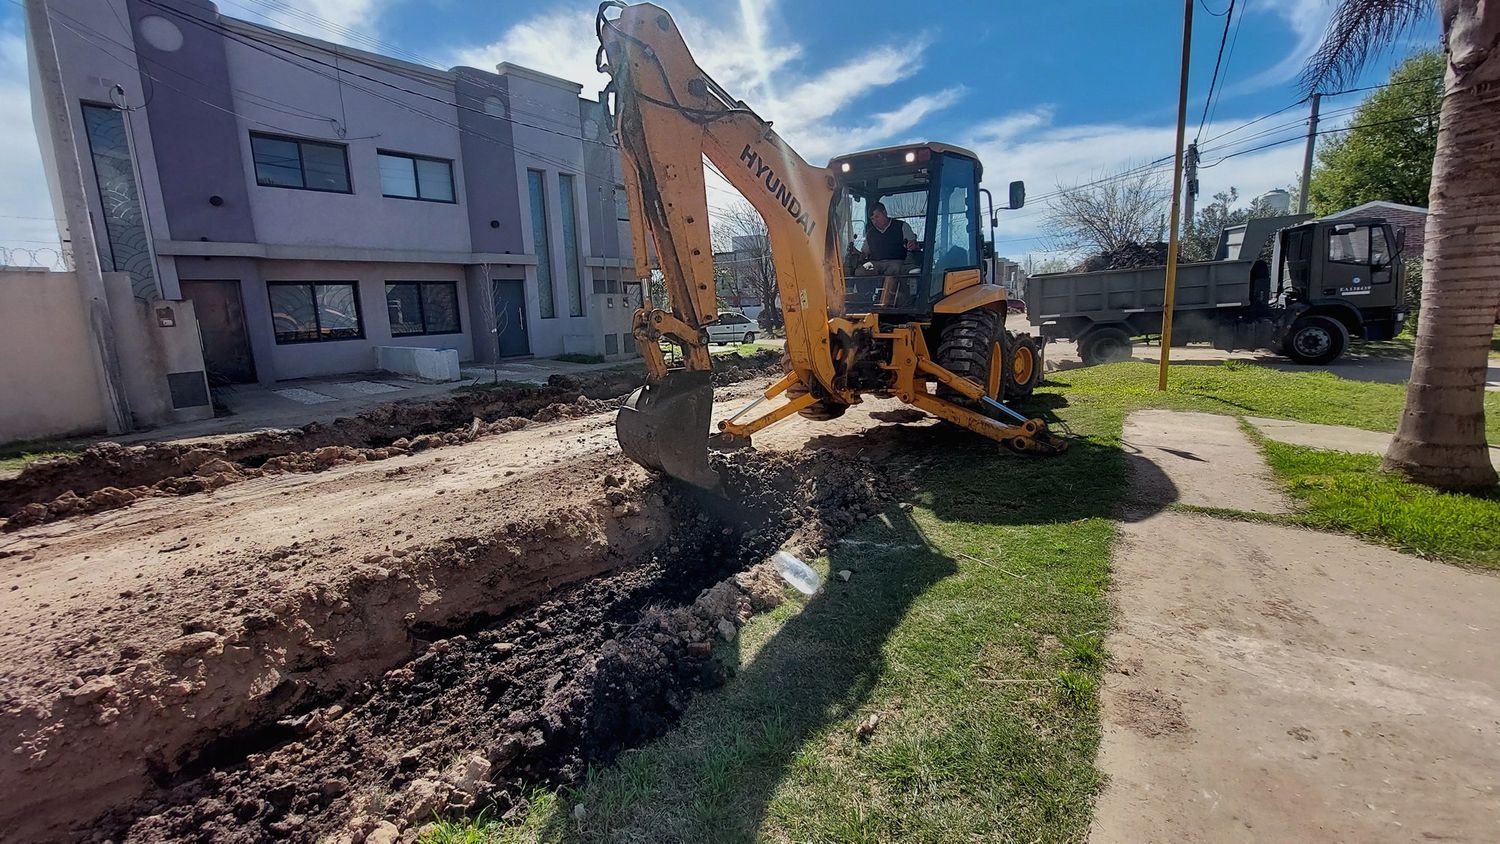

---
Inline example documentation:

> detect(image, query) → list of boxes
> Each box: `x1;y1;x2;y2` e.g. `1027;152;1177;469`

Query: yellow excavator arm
599;0;843;398
598;1;1064;488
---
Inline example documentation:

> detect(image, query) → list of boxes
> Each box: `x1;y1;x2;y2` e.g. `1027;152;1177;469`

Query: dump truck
1027;215;1408;365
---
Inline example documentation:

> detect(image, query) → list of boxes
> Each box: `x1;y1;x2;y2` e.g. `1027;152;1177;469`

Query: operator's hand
904;238;918;252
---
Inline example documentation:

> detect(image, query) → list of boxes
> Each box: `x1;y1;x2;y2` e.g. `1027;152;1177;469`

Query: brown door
181;280;257;384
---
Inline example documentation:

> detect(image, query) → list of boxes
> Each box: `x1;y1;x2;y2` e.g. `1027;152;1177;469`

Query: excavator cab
833;144;986;316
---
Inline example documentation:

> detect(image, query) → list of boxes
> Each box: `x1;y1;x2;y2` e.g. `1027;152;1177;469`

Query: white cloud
966;107;1307;256
449;1;956;165
1222;0;1332;96
0;29;64;265
216;0;389;45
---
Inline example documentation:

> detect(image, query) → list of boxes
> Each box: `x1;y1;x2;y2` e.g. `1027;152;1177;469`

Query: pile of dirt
1073;241;1171;272
83;450;886;843
0;350;782;532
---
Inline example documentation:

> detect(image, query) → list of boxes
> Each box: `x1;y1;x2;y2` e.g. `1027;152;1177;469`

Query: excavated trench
41;449;886;843
0;351;780;531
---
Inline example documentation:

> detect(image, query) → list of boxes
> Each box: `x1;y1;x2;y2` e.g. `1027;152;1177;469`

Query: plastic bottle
772;550;821;595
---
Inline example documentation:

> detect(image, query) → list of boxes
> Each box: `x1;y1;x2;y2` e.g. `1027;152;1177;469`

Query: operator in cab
851;202;919;276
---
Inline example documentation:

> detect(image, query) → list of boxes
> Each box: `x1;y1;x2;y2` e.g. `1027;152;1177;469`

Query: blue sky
0;0;1437;263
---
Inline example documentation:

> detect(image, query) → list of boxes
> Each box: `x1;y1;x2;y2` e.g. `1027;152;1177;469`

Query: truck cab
1275;218;1407;342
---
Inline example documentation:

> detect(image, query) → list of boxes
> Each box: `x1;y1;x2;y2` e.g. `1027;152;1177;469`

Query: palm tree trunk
1383;24;1500;489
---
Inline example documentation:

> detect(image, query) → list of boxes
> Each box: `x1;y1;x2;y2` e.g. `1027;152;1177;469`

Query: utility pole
1183;142;1200;234
1158;0;1193;392
1298;93;1321;214
26;0;132;433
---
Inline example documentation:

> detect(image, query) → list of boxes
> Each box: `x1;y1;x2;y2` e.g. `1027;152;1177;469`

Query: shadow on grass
535;423;1176;841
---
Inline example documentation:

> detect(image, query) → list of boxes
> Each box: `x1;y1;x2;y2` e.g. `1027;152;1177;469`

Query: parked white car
705;312;758;345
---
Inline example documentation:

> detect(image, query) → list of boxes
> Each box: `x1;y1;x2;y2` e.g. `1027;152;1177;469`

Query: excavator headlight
904;151;916;163
840;162;851;173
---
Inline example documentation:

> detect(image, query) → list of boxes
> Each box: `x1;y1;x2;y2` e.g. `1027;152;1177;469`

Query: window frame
266;281;365;344
558;172;586;317
527;169;557;319
376;150;457;204
1327;225;1375;266
250;131;352;194
385;281;463;337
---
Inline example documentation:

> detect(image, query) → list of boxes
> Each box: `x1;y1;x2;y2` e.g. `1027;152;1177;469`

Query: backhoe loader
597;1;1061;488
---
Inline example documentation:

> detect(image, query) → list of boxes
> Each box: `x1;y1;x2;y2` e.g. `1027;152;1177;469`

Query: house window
559;173;584;317
81;103;158;299
251;132;351;193
268;282;363;343
377;151;455;202
527;170;556;318
386;281;461;336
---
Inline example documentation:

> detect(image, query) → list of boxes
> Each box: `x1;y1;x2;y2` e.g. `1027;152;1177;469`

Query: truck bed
1028;259;1258;325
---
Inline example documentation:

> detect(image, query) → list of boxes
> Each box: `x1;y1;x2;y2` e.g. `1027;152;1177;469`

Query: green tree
1302;1;1499;491
1181;187;1293;261
1307;49;1443;215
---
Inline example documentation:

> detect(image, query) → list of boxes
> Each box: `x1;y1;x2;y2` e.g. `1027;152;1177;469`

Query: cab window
1328;225;1371;264
1370;227;1391;267
927;155;979;301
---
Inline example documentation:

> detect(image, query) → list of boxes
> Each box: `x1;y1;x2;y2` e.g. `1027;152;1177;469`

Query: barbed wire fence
0;244;73;271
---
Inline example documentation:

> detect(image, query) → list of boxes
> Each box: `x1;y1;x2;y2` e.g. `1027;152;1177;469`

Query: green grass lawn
0;445;78;477
1261;441;1500;570
1051;361;1500;442
713;341;782;357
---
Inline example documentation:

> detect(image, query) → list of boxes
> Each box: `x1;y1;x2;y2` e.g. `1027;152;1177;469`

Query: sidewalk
61;356;639;449
1092;410;1500;842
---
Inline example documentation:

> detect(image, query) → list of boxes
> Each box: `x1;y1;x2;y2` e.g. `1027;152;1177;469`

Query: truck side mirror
1008;180;1026;210
1395;227;1406;253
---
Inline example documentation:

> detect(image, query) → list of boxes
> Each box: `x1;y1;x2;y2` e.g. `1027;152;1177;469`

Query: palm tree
1303;0;1499;490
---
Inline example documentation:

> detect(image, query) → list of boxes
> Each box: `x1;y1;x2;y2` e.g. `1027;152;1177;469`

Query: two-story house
27;0;639;386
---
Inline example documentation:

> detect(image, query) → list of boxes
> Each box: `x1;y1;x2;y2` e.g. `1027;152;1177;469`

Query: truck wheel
1283;315;1348;365
936;308;1004;410
1004;332;1042;399
1080;327;1134;366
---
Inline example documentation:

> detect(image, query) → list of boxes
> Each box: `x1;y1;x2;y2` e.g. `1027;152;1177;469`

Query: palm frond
1299;0;1432;93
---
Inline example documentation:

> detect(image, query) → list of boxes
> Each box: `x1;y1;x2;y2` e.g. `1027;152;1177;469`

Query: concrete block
375;346;460;382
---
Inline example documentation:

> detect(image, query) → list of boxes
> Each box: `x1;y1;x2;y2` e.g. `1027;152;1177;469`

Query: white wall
0;270;106;442
505;66;598;357
223;26;473;255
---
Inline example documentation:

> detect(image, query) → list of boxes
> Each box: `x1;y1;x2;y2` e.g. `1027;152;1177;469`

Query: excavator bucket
616;370;720;489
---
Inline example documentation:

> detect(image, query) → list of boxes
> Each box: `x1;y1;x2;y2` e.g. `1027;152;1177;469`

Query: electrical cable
1201;0;1247;139
1195;0;1236;140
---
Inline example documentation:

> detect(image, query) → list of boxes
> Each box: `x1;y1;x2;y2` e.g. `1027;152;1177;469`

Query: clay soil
0;359;918;843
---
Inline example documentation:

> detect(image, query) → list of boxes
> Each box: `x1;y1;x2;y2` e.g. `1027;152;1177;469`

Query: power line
1200;109;1442;168
1325;75;1443;97
1202;0;1247;137
1195;0;1236;140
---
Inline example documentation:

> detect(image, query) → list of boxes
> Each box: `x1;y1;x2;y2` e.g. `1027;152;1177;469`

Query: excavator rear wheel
936;308;1004;414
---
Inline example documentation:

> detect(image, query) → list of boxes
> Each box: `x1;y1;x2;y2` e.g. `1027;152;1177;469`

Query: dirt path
0;367;940;841
1092;410;1500;842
